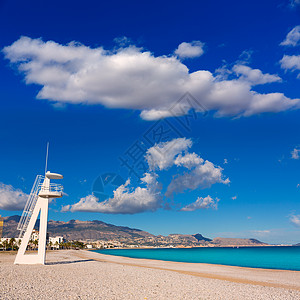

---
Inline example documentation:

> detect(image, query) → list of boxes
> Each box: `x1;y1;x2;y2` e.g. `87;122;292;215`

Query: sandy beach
0;250;300;299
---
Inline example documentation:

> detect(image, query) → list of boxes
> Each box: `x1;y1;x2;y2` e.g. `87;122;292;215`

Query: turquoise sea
94;246;300;271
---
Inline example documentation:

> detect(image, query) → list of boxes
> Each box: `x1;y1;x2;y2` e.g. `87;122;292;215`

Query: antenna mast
45;142;49;175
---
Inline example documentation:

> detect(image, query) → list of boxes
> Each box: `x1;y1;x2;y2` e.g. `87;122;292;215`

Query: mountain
193;233;212;242
2;215;22;238
2;215;153;241
2;215;267;247
211;237;267;246
1;216;214;246
293;243;300;246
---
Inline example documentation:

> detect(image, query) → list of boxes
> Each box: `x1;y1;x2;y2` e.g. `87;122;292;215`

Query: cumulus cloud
232;64;282;85
166;159;229;197
280;26;300;47
291;147;300;159
175;41;205;59
181;195;219;211
63;138;228;214
3;36;300;121
0;182;28;211
146;138;192;171
280;55;300;78
290;214;300;227
62;173;162;214
145;138;229;197
174;153;204;169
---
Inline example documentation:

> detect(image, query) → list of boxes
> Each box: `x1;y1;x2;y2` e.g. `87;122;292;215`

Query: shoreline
2;250;300;299
91;246;300;272
85;244;297;249
78;250;300;291
91;248;300;272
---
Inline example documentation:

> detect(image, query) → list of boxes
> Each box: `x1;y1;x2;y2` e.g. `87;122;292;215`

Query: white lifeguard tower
15;145;63;265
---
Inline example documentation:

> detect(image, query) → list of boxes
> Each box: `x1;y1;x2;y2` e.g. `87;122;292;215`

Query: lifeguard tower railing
17;175;63;239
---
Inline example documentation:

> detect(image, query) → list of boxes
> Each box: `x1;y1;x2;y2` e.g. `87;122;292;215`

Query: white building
31;229;39;241
49;236;64;249
0;238;22;249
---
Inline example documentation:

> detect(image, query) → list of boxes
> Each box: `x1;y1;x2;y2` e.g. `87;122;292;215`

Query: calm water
94;246;300;271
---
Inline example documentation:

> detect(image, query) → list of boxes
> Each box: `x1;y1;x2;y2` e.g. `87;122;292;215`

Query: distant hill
293;243;300;246
212;237;267;246
2;215;267;247
2;215;153;241
2;215;22;238
193;233;212;242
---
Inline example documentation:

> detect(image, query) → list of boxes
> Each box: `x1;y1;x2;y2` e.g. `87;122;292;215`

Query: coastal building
31;229;39;241
0;237;22;250
49;236;64;249
29;230;51;244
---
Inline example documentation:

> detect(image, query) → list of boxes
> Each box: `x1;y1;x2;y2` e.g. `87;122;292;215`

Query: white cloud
280;26;300;47
232;64;282;85
181;195;219;211
249;230;270;237
290;0;300;7
63;138;228;214
166;159;229;197
62;173;162;214
280;55;300;78
174;153;204;169
146;138;192;171
0;182;28;211
147;138;229;198
290;214;300;227
241;93;300;117
140;109;179;120
291;147;300;159
113;36;132;47
175;41;205;59
3;36;300;121
232;196;237;200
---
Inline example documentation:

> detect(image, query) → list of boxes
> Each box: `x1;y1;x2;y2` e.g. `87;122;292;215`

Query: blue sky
1;0;300;244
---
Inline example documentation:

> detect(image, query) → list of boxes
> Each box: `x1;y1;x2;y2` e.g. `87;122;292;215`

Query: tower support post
14;197;49;265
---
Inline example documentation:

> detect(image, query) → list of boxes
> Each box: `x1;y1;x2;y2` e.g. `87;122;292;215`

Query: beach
1;250;300;299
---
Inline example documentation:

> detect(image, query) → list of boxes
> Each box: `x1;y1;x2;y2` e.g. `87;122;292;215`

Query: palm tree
29;239;34;250
49;241;53;250
2;240;8;251
9;238;16;250
33;239;38;250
